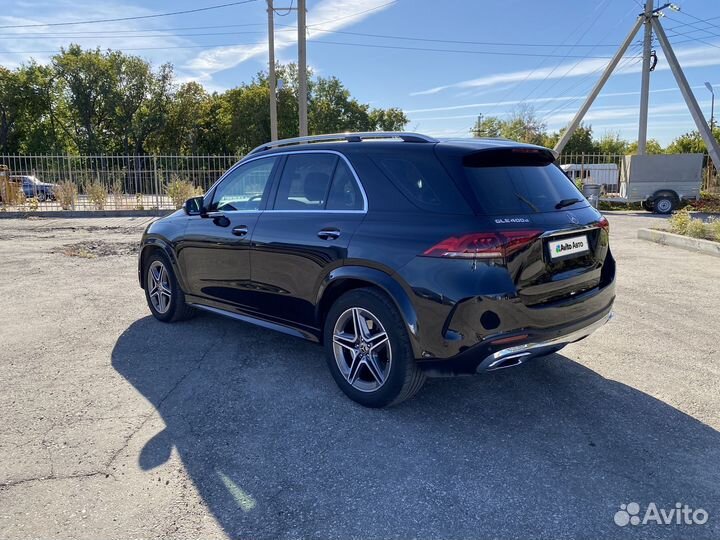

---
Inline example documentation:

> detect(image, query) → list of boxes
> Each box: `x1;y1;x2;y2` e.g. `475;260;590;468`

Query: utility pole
297;0;308;136
267;0;278;141
637;0;654;155
554;3;720;173
553;17;643;154
652;19;720;171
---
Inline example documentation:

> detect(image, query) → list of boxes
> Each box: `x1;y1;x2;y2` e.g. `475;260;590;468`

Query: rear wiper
555;197;582;209
514;192;539;212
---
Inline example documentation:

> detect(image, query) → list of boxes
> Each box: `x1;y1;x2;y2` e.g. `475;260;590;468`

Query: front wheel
143;251;195;322
324;288;426;408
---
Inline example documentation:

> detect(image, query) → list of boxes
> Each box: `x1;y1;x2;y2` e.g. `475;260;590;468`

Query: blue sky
2;0;720;145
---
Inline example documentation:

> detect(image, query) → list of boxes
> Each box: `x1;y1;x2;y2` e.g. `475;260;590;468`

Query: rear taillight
598;216;610;231
422;230;542;259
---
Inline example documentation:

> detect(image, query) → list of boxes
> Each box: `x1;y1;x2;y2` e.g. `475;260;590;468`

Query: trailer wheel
642;200;653;212
653;196;676;214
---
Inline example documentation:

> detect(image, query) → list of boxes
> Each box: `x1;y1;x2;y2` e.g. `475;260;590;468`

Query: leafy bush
710;218;720;242
686;219;706;238
0;178;25;206
54;181;77;210
27;197;39;211
688;191;720;212
135;192;144;210
86;180;108;210
165;175;203;209
668;208;692;235
110;172;125;209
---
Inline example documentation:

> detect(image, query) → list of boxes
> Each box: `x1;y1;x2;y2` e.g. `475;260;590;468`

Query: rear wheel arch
316;268;421;355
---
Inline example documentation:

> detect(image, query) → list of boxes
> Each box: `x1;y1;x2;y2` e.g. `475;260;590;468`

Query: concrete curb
0;209;173;219
637;228;720;258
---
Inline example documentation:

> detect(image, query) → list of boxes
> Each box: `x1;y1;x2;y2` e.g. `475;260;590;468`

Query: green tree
627;139;664;154
555;124;598;155
666;128;720;154
472;106;546;145
597;132;628;155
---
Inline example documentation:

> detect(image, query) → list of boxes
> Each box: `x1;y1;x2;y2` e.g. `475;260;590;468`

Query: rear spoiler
463;147;558;168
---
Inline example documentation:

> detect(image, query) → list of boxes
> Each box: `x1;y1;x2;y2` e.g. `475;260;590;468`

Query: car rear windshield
460;150;587;215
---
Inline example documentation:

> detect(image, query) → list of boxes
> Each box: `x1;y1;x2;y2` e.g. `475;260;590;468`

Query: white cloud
409;42;720;96
0;0;190;70
184;0;395;79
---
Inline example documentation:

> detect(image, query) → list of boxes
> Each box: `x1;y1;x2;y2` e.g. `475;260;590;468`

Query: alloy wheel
332;307;392;392
148;260;172;314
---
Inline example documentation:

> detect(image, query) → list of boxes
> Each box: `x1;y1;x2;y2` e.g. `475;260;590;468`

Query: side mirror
184;196;204;216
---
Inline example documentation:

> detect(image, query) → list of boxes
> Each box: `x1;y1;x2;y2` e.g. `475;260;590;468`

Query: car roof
248;137;551;159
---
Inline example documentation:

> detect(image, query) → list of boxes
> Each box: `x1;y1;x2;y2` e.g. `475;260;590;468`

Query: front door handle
317;228;341;240
232;225;249;237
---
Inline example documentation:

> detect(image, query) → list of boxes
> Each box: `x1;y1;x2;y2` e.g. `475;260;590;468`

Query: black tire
641;200;653;212
323;287;426;408
653;195;676;214
143;250;195;323
37;192;47;202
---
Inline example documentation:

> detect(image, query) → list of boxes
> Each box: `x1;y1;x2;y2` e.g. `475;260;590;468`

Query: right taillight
598;216;610;231
422;230;542;260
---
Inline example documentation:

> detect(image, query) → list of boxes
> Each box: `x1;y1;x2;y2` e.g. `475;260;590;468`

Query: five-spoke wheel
147;260;172;314
324;288;426;408
143;251;194;322
332;307;392;392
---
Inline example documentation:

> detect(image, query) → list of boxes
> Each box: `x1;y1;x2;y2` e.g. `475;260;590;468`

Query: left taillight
422;230;542;260
598;216;609;231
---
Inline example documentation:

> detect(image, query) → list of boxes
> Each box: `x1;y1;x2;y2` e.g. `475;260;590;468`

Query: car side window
274;153;337;210
326;159;364;211
210;157;278;212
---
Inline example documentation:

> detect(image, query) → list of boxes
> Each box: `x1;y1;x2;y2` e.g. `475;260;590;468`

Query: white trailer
561;163;619;188
600;153;703;214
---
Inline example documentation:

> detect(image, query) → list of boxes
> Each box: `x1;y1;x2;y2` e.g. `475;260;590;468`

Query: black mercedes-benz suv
139;132;615;407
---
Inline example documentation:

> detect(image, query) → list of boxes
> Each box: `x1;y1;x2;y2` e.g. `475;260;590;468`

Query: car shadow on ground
112;314;720;540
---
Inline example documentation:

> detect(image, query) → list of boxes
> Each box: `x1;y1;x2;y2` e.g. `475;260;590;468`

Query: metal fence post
153;155;160;214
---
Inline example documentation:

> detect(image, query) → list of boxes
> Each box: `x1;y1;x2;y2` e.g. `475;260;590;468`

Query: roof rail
248;131;438;155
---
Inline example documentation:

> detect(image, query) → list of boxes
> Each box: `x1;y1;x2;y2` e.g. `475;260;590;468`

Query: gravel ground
0;212;718;540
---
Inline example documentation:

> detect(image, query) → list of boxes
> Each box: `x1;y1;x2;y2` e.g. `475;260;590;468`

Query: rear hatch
435;143;611;306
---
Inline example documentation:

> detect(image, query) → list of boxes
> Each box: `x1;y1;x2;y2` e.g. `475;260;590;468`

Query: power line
0;40;617;58
307;0;399;28
0;26;623;48
519;0;615;105
497;0;619;108
0;0;259;30
303;27;619;48
664;15;720;39
0;23;267;36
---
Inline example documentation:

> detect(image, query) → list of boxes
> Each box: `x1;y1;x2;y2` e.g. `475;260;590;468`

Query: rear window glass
371;153;471;214
464;163;586;215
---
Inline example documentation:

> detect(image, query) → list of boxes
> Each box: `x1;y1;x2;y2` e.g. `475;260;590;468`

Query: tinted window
372;152;471;214
211;157;278;211
326;160;364;211
274;153;337;210
464;163;586;215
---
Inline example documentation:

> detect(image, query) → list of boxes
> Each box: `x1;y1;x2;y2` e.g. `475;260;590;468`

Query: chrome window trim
206;149;368;214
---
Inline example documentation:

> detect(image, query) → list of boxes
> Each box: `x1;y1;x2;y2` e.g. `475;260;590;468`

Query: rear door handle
232;225;249;237
317;228;341;240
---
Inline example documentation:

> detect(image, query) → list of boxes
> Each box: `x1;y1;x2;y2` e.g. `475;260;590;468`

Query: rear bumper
417;301;613;376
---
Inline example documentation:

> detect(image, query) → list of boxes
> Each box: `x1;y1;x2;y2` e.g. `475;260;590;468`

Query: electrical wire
274;0;294;17
0;40;616;58
0;0;259;30
520;0;617;106
306;1;399;28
